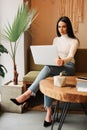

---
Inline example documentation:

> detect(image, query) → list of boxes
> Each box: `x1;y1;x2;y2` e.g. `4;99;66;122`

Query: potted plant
0;2;37;85
54;71;67;87
0;2;38;113
0;44;8;78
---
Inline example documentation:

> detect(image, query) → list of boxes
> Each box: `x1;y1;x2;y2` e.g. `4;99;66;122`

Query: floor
0;110;87;130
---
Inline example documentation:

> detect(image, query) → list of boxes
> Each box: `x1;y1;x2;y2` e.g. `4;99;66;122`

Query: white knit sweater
53;34;79;64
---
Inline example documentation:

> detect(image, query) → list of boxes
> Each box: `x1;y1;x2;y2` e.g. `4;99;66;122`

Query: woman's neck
61;34;68;38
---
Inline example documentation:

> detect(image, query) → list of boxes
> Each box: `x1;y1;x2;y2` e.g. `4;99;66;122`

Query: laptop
30;45;58;66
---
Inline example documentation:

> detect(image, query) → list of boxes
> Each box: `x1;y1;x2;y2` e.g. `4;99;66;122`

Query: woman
10;16;79;127
43;16;79;127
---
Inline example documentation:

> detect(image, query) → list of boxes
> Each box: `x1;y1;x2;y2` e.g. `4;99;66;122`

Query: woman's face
58;21;67;35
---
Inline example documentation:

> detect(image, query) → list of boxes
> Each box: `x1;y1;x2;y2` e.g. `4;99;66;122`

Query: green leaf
3;2;37;42
0;44;8;54
0;65;7;78
60;71;67;76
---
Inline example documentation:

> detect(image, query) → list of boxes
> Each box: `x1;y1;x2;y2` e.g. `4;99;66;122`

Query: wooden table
39;77;87;130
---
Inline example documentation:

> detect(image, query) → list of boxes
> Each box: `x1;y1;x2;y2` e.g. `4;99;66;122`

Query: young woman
43;16;79;127
10;16;79;127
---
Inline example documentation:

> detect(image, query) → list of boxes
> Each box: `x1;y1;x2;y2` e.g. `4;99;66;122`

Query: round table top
39;77;87;103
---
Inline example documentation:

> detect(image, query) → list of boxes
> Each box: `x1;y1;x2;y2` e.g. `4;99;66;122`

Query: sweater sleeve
62;39;79;64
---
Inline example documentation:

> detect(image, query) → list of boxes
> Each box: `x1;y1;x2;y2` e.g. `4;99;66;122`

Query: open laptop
30;45;58;66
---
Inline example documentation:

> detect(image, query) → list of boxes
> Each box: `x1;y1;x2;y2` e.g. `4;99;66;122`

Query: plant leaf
0;44;8;54
3;2;37;42
0;65;7;78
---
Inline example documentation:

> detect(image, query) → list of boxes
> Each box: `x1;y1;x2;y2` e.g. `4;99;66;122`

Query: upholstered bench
23;71;40;91
23;62;43;89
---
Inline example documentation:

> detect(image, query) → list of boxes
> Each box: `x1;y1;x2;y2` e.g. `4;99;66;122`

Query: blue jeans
28;62;75;107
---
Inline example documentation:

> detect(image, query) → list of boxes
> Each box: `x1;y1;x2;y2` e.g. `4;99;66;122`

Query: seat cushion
23;71;40;83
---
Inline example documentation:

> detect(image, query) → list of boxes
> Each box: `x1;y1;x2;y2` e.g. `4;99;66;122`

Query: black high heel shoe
43;120;52;127
43;107;54;127
10;98;29;106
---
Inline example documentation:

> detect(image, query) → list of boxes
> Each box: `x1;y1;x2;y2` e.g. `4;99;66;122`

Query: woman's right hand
55;57;64;66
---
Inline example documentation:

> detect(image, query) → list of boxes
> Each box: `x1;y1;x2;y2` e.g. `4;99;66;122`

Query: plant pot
54;75;66;87
0;81;24;113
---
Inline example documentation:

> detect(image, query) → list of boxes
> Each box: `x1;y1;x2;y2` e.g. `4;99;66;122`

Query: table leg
80;103;87;115
57;102;71;130
51;100;60;130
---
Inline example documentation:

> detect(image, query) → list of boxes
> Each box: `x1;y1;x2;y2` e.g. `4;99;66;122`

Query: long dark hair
56;16;76;39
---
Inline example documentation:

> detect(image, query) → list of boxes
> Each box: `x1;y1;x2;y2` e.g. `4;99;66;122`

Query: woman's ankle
45;107;52;122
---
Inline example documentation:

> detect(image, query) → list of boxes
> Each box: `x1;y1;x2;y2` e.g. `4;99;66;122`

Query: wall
0;0;24;84
77;0;87;48
31;0;57;45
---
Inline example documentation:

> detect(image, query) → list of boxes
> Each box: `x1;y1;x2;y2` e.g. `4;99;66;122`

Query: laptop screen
30;45;58;66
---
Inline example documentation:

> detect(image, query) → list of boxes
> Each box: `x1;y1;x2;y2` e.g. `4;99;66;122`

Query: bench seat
23;71;40;83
